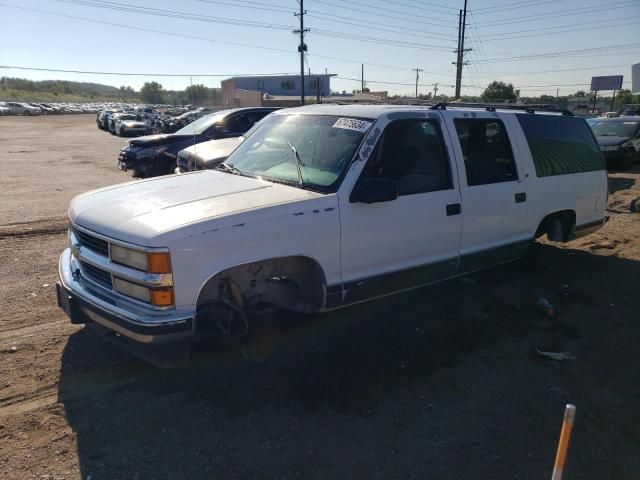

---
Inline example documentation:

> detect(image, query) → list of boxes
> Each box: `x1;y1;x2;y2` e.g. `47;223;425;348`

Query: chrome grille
75;229;109;257
80;261;113;289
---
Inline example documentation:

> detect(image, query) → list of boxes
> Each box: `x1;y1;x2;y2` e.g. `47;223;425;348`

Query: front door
338;115;463;305
442;112;529;272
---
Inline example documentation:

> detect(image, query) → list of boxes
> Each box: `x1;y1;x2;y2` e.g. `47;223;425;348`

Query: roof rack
429;102;573;116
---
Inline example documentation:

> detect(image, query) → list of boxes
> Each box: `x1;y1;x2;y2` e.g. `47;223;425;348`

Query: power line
310;30;454;52
50;0;456;53
305;12;456;42
308;0;457;28
475;0;638;26
367;0;458;16
472;0;563;14
482;43;640;63
0;65;298;77
369;0;459;14
474;63;630;77
54;0;294;31
477;14;640;38
0;3;457;79
474;0;566;11
195;0;290;13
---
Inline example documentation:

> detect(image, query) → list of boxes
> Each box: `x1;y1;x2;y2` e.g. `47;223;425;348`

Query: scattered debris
630;197;640;213
42;283;50;288
4;346;18;354
536;348;575;361
536;297;555;316
590;241;616;250
30;292;37;297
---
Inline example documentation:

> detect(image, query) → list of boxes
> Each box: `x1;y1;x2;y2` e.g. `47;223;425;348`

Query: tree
481;81;516;102
184;84;210;105
614;89;633;107
573;90;586;98
140;81;164;104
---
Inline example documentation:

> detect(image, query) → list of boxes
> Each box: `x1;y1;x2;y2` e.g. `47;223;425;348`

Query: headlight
110;244;171;273
113;277;174;306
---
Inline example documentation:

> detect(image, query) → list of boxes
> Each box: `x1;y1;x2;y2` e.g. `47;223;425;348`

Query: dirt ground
0;115;639;480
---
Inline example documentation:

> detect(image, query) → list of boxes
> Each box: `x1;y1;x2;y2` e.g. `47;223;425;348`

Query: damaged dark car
118;107;279;178
592;116;640;170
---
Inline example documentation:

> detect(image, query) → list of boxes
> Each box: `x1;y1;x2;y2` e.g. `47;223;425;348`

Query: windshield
120;114;138;121
175;112;226;135
592;120;640;138
224;114;371;190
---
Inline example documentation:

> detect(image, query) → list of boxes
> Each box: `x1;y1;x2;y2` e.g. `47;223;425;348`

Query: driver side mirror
350;178;398;204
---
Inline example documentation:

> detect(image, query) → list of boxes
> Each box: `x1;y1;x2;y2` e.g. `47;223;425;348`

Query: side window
516;114;605;177
361;119;453;196
226;113;253;134
454;119;517;186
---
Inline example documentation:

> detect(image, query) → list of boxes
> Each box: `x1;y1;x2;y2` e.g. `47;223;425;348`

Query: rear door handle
515;192;526;203
446;203;461;216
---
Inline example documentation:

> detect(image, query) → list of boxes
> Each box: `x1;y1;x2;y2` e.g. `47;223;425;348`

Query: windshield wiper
216;162;241;175
286;141;305;187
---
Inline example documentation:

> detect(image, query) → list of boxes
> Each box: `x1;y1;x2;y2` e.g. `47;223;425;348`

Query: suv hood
69;171;322;245
179;137;243;166
596;135;629;146
129;133;197;149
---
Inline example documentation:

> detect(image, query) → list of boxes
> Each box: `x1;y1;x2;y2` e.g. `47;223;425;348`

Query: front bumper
57;248;194;345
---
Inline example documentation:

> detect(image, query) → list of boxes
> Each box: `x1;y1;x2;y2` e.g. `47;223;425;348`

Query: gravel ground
0;114;639;480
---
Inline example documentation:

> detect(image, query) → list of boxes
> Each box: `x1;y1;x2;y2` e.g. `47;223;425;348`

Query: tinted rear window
516;115;605;177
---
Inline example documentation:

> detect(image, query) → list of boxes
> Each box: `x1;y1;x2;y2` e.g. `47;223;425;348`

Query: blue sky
0;0;638;97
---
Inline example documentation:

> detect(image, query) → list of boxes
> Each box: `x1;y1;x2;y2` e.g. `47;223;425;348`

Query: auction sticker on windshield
332;118;372;132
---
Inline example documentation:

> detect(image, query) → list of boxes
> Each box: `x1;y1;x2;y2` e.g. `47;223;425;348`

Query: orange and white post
551;404;577;480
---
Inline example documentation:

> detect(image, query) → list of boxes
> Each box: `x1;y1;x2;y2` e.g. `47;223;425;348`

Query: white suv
57;104;608;366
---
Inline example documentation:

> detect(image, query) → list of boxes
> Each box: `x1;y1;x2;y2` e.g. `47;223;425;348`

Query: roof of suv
275;104;434;120
274;103;571;119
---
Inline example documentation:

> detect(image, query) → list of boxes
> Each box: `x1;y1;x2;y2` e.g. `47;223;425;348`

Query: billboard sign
591;75;623;91
632;63;640;94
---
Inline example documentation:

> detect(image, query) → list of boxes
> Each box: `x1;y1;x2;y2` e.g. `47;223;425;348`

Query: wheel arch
534;209;577;242
195;254;329;314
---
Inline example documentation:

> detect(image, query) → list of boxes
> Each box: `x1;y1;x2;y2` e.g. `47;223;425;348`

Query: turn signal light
150;287;174;307
148;252;172;274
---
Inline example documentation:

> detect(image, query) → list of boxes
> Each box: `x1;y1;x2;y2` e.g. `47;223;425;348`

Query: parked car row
96;109;153;137
0;101;180;116
117;107;279;177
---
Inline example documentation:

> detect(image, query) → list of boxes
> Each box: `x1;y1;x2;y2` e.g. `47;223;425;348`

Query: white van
57;103;608;365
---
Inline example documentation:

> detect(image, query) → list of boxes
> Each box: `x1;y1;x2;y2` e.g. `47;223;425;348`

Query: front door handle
446;203;461;216
515;192;526;203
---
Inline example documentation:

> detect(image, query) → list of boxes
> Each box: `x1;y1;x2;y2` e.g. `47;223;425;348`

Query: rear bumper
57;248;194;345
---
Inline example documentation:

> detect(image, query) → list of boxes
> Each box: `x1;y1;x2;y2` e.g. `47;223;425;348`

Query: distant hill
0;77;138;102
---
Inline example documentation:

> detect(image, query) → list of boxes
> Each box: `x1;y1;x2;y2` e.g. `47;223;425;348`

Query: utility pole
294;0;309;106
412;67;423;98
361;64;364;92
433;82;439;99
453;0;470;99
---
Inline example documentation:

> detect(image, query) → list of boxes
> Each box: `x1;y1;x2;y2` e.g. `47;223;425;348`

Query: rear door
442;111;529;272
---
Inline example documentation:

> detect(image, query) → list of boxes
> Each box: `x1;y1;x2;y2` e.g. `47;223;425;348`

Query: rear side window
516;115;605;177
454;119;518;186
